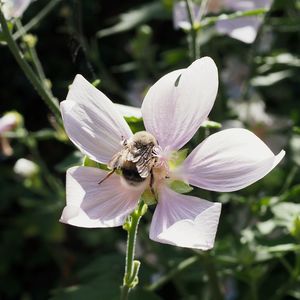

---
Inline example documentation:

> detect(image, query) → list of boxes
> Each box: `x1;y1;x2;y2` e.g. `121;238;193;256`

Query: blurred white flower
0;111;22;156
221;56;249;99
1;0;32;19
14;158;39;177
173;0;273;43
0;112;19;133
173;1;201;30
228;98;291;153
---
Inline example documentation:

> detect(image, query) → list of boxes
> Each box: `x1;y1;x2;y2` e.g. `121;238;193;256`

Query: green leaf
55;151;83;172
124;116;145;133
141;189;156;205
83;156;109;171
169;180;193;194
169;149;189;170
200;120;222;129
291;216;300;240
290;135;300;165
293;126;300;134
272;202;300;235
251;70;292;87
264;243;300;253
96;2;167;38
0;21;14;44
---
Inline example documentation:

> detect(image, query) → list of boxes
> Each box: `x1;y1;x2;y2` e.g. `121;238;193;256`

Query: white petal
61;75;132;164
11;0;31;18
182;128;285;192
150;187;221;250
2;0;31;19
216;17;261;44
60;166;142;228
115;103;142;118
142;57;218;151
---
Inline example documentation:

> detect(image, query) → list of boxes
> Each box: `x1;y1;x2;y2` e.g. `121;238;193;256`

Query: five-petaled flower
60;57;285;250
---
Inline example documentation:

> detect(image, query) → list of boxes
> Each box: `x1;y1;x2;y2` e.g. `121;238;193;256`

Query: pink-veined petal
182;128;285;192
61;75;132;164
149;187;221;250
60;166;142;228
216;17;262;44
142;57;218;151
115;103;142;118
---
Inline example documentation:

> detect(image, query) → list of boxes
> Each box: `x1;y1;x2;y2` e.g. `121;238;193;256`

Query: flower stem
200;8;267;29
0;8;63;129
184;0;198;61
203;252;224;300
13;0;62;40
120;200;147;300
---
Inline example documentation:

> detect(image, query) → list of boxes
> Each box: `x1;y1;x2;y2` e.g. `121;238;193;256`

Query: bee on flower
60;57;284;250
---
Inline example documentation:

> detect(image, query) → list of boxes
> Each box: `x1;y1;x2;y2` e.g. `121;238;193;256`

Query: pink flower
0;112;21;156
0;113;18;133
173;0;273;44
60;57;284;250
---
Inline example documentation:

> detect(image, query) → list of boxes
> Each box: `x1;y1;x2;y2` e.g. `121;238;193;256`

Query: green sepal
128;260;141;288
82;155;109;171
169;149;189;170
124;116;145;133
92;79;101;87
169;180;193;194
122;216;132;231
200;120;222;129
141;189;156;205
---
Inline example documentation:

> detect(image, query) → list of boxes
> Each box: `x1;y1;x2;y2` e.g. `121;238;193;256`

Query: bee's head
131;131;157;146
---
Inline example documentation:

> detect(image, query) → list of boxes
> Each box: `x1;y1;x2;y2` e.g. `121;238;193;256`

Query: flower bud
13;158;39;178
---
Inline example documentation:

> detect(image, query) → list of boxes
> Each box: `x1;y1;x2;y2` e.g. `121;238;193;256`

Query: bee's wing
108;148;128;170
130;145;155;178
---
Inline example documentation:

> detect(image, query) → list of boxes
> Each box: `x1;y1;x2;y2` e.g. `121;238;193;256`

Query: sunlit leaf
96;2;167;38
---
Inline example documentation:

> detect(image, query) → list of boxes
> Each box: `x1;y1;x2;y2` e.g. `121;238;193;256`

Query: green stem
280;165;299;193
200;8;267;29
184;0;198;61
26;134;64;196
203;252;224;300
0;8;63;129
120;201;147;300
120;286;130;300
13;0;61;40
250;282;258;300
16;20;51;93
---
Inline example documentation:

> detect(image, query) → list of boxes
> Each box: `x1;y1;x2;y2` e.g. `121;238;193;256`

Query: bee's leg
98;169;115;185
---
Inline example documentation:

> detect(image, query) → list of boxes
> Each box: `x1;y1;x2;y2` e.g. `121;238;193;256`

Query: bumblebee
99;131;158;189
